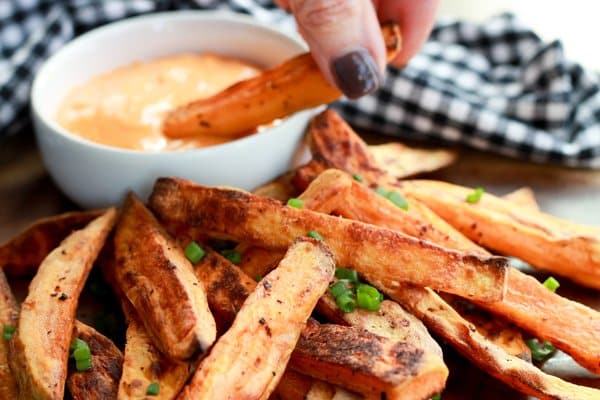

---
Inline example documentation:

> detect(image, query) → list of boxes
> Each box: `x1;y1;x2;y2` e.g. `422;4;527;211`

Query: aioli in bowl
56;53;263;151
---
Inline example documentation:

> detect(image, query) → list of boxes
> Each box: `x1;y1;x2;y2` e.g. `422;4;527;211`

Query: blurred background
441;0;600;71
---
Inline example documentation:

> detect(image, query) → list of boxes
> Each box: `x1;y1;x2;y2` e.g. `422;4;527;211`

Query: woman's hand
275;0;439;98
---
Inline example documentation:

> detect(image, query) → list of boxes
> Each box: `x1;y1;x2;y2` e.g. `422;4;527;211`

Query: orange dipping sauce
56;53;262;151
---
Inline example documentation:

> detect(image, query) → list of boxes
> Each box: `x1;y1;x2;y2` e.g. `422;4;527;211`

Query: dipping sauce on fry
56;54;262;151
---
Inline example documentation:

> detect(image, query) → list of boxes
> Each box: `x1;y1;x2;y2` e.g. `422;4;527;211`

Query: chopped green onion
386;191;409;210
357;291;381;311
287;198;304;209
356;283;380;298
526;338;556;362
329;282;350;298
254;275;263;282
431;394;442;400
375;186;388;197
2;325;15;341
356;284;382;311
70;338;92;371
375;187;409;210
221;249;242;265
336;294;356;313
307;230;324;241
353;174;364;183
543;276;560;292
466;187;485;204
146;382;160;396
335;267;359;283
70;338;87;353
73;346;91;362
184;242;206;264
75;358;92;372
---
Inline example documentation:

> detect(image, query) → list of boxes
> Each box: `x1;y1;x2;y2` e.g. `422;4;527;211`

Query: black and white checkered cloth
2;0;600;167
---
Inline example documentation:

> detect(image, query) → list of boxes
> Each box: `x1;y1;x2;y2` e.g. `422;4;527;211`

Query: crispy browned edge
189;244;445;399
67;321;123;400
113;193;216;360
296;111;600;374
389;285;600;400
0;257;123;400
149;178;508;303
301;164;597;398
0;209;104;277
298;168;530;361
0;269;19;399
178;238;335;400
193;248;322;399
100;243;192;400
162;23;401;139
9;209;117;400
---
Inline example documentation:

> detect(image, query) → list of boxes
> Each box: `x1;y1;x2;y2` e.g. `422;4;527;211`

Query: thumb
289;0;386;99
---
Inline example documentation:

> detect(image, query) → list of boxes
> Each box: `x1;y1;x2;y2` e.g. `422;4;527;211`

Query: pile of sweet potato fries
1;108;599;400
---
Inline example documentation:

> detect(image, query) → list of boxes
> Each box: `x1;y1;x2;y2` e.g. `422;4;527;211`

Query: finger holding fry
162;23;401;139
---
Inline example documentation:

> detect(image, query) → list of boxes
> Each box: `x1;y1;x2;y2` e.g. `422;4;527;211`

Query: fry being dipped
162;23;401;138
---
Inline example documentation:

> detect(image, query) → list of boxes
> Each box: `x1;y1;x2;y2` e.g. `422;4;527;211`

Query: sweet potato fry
307;110;387;186
235;243;283;284
191;243;442;399
503;187;540;211
388;285;600;400
150;178;508;302
118;315;192;400
163;23;401;138
300;169;530;360
316;294;448;400
291;320;441;400
0;209;104;277
292;159;329;192
441;295;531;361
398;179;600;289
368;142;458;179
67;321;123;400
0;270;19;399
253;171;299;201
113;193;216;360
192;248;258;335
300;168;600;374
271;369;317;400
9;208;117;400
178;238;335;400
100;250;193;400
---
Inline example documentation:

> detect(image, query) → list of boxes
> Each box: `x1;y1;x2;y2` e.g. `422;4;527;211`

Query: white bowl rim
31;10;307;157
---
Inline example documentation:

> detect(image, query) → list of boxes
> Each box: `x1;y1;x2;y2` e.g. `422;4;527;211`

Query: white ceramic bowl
32;11;312;209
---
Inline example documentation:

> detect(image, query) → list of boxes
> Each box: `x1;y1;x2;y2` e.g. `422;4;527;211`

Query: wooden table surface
1;130;599;399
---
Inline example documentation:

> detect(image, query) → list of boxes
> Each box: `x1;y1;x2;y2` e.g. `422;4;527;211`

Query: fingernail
331;47;382;99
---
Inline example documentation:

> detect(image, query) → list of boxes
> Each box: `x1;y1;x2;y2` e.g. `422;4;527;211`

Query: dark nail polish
331;48;382;99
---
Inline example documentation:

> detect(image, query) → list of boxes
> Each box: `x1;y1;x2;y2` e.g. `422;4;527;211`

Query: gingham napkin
2;0;599;167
